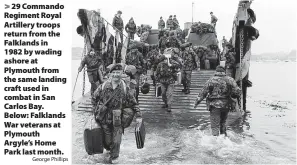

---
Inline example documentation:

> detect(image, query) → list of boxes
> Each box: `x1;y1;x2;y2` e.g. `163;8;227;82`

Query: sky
71;0;296;55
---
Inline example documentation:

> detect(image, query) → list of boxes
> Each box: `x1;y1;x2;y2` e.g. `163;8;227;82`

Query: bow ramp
75;70;215;126
139;70;215;126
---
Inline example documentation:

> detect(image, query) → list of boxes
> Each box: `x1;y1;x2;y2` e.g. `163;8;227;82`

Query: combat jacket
159;36;168;51
112;15;124;31
92;80;142;125
80;54;101;72
158;19;165;29
211;15;218;24
225;49;236;69
156;59;180;85
166;36;181;49
147;49;162;71
197;72;241;109
166;18;173;29
140;31;149;43
125;22;136;34
125;49;145;74
181;47;198;71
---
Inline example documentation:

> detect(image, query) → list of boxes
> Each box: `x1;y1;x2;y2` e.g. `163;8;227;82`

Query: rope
82;43;87;96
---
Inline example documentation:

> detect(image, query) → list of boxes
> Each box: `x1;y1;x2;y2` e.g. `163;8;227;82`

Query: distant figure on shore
166;15;174;30
112;10;124;43
173;15;179;30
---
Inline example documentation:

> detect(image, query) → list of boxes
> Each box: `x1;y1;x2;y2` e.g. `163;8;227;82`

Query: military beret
216;65;225;72
117;10;122;14
110;63;123;73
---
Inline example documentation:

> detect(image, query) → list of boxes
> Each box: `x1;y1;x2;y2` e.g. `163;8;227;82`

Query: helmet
141;82;150;94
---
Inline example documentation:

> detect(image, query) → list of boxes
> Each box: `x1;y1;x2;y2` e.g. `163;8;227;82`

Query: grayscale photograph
71;0;296;164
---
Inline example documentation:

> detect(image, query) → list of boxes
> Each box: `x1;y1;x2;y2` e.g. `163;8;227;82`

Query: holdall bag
83;118;104;155
135;119;146;149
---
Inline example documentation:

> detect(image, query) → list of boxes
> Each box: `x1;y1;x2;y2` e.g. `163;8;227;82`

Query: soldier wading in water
92;63;142;164
194;65;241;136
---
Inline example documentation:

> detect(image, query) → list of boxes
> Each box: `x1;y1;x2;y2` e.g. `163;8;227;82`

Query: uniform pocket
112;109;122;127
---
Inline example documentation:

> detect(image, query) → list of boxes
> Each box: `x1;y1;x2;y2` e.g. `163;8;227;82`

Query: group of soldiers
158;15;180;30
77;9;245;164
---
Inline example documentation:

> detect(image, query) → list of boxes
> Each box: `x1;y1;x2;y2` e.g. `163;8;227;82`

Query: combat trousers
161;83;174;106
181;70;192;91
150;68;157;85
209;107;229;136
101;123;123;158
128;33;134;40
87;70;99;96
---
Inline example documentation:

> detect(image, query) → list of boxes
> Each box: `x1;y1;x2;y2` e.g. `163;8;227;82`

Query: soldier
125;17;136;40
194;65;241;136
125;47;145;102
158;17;165;30
147;46;162;86
166;31;182;49
166;15;174;30
92;63;142;164
78;48;104;96
112;10;124;43
158;30;169;54
140;27;150;43
180;43;199;94
224;43;236;78
156;49;181;112
210;12;218;29
173;15;179;30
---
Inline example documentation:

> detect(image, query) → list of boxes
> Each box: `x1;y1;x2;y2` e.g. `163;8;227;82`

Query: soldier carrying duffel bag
85;63;143;164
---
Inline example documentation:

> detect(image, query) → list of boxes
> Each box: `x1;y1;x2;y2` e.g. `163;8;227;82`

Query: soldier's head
174;15;176;18
223;36;225;39
129;17;134;23
160;16;163;19
117;10;122;17
169;15;172;19
210;12;213;16
110;63;123;81
216;65;225;73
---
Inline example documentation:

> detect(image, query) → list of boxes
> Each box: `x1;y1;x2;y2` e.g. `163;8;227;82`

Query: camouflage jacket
147;49;162;71
211;15;218;24
112;15;124;31
159;36;168;50
181;47;198;71
140;31;149;43
92;80;142;125
125;49;145;73
197;72;241;109
173;18;179;27
225;49;236;68
125;22;136;34
80;54;101;71
156;58;181;85
158;19;165;29
166;19;173;28
166;36;181;49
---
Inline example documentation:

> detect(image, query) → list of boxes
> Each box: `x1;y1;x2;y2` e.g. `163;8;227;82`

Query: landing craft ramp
74;70;216;126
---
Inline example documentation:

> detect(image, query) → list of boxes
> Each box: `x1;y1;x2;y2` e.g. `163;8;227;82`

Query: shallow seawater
72;61;296;164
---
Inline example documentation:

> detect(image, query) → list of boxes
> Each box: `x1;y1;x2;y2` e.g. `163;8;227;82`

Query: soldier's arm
125;24;129;33
92;84;103;107
126;89;142;118
112;17;116;28
197;79;211;102
229;78;242;97
78;57;86;72
139;52;145;70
